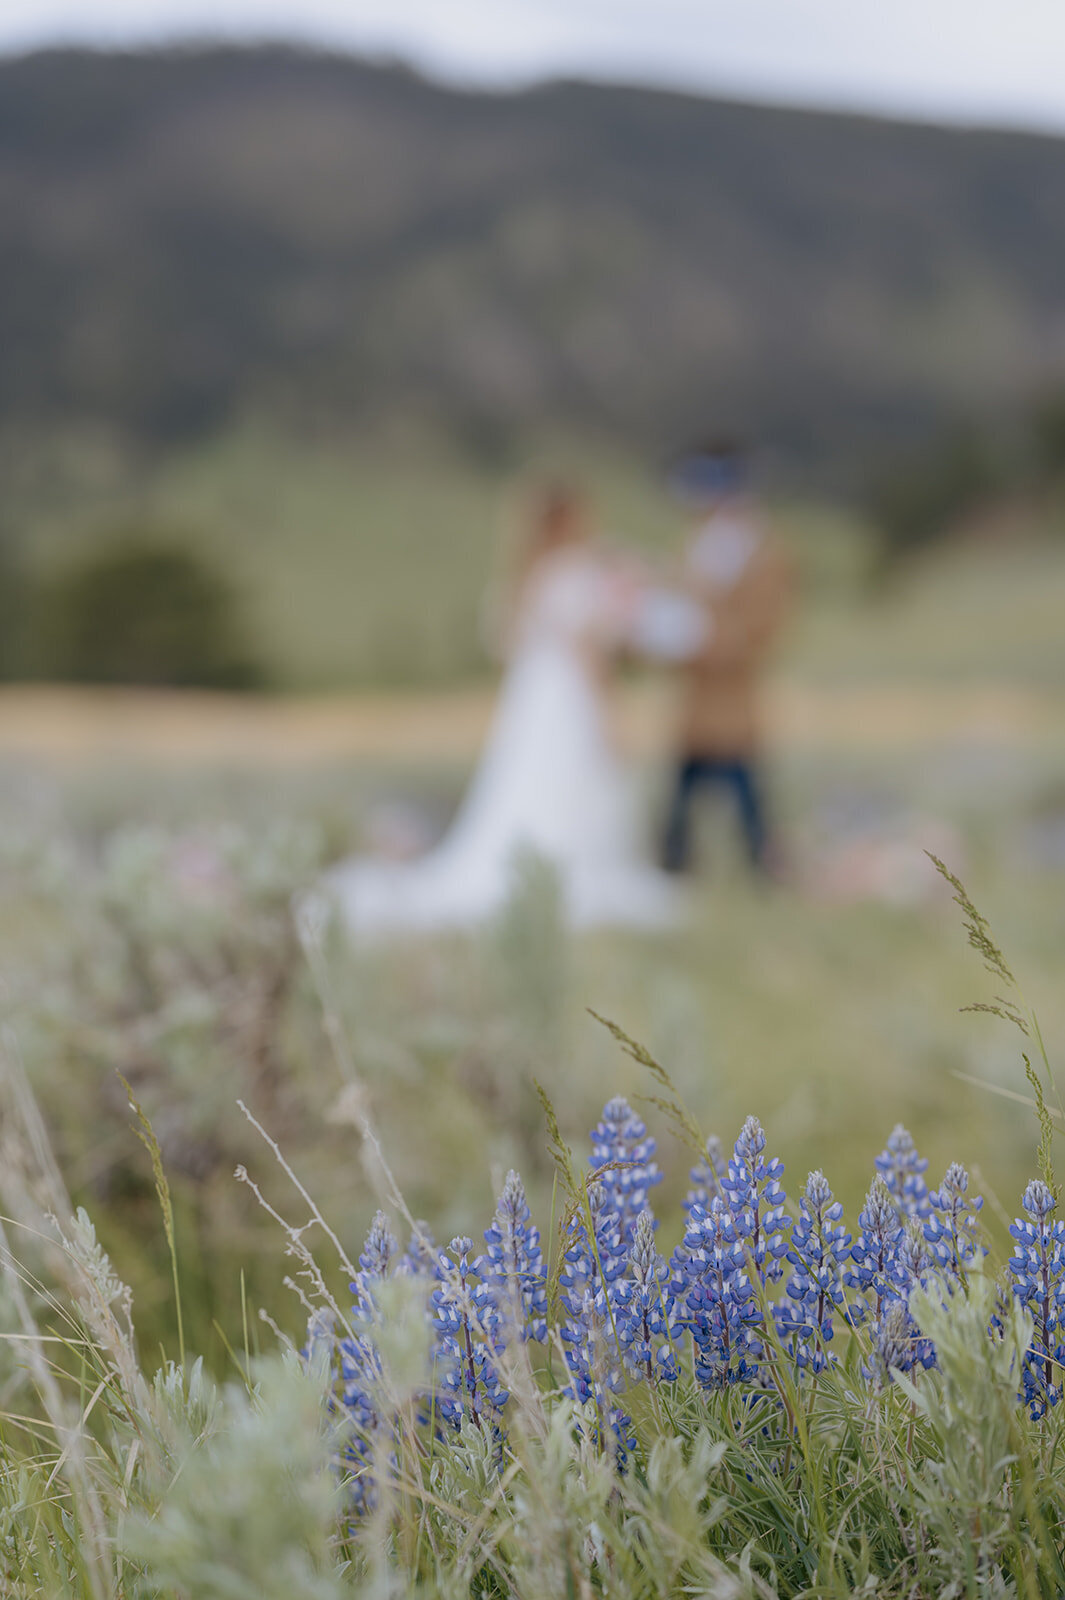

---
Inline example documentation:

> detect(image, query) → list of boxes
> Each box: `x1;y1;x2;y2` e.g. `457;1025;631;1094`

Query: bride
328;485;702;935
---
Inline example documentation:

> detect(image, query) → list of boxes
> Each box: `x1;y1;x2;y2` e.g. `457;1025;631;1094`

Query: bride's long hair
488;482;590;656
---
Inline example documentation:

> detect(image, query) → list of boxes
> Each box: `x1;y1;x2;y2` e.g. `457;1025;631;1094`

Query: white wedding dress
328;547;690;936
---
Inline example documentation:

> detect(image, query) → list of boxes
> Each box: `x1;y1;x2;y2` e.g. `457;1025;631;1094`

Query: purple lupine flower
344;1209;399;1406
871;1297;921;1389
559;1181;625;1407
1009;1179;1065;1418
616;1210;678;1384
723;1116;790;1283
776;1170;851;1372
897;1217;933;1285
925;1162;984;1280
357;1209;398;1283
684;1136;728;1214
562;1178;627;1305
589;1096;662;1242
847;1175;904;1320
483;1170;548;1343
896;1220;938;1369
396;1221;436;1279
875;1124;931;1222
338;1210;400;1509
432;1235;508;1431
674;1196;761;1390
558;1181;636;1455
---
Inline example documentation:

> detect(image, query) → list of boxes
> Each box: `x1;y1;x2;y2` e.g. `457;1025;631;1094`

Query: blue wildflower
871;1297;921;1389
432;1235;508;1431
847;1175;904;1320
875;1124;931;1222
896;1219;938;1369
924;1162;984;1280
559;1181;625;1407
674;1196;761;1390
356;1209;398;1284
777;1170;851;1372
1009;1179;1065;1418
557;1180;638;1456
616;1210;678;1384
483;1170;548;1343
338;1210;399;1509
396;1221;436;1278
723;1116;790;1283
589;1096;662;1242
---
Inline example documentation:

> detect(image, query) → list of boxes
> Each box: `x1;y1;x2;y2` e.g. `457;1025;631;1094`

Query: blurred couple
331;441;791;936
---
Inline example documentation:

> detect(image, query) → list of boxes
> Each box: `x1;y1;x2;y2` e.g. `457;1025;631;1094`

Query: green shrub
866;426;1004;566
0;542;25;679
35;532;262;688
1031;388;1065;480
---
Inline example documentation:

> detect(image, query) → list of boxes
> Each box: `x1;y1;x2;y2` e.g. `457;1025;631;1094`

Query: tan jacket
677;527;793;758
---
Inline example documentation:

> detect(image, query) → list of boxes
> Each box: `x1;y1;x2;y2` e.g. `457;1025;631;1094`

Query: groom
660;438;793;878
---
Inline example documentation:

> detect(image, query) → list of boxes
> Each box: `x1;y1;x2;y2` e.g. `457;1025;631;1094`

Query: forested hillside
2;47;1065;478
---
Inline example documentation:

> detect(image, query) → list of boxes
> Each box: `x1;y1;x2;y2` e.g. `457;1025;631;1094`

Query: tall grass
0;873;1062;1597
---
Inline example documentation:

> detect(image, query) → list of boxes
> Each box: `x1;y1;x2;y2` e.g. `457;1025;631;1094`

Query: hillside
2;46;1065;478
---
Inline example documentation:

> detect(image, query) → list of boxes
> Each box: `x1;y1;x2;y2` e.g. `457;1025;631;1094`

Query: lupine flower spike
925;1162;984;1280
847;1175;903;1321
483;1169;548;1343
674;1195;760;1390
616;1210;678;1383
778;1170;851;1371
304;1113;1065;1521
872;1298;919;1389
589;1096;662;1242
397;1222;436;1278
560;1180;624;1405
338;1210;400;1508
875;1124;931;1221
1009;1179;1065;1418
723;1115;791;1281
432;1236;508;1431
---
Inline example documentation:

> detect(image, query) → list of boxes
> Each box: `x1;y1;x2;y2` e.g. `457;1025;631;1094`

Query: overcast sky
4;0;1065;134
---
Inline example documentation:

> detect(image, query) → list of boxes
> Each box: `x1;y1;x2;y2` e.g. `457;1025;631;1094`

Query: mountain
2;46;1065;480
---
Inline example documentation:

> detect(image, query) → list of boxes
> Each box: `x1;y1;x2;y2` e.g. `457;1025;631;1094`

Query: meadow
0;449;1064;1594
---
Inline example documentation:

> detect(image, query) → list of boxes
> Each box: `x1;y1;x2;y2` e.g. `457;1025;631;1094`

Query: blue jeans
662;756;769;873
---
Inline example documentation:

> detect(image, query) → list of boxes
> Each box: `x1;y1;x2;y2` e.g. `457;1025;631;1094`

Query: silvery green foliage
490;1395;617;1600
488;846;568;1055
150;1356;224;1455
7;816;324;1176
123;1355;346;1600
59;1207;132;1322
899;1274;1035;1595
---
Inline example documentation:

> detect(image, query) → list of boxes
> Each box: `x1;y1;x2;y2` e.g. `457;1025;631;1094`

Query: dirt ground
0;678;1058;770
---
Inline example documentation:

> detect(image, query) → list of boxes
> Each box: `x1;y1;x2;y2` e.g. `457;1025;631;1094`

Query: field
7;41;1065;1593
1;459;1065;1594
3;461;1065;1347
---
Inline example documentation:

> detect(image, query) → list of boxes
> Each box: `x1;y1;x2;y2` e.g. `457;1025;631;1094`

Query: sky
3;0;1065;135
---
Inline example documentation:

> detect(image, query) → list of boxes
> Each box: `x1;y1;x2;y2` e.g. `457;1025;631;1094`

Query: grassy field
1;435;1064;1368
2;496;1065;1368
1;473;1065;1594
